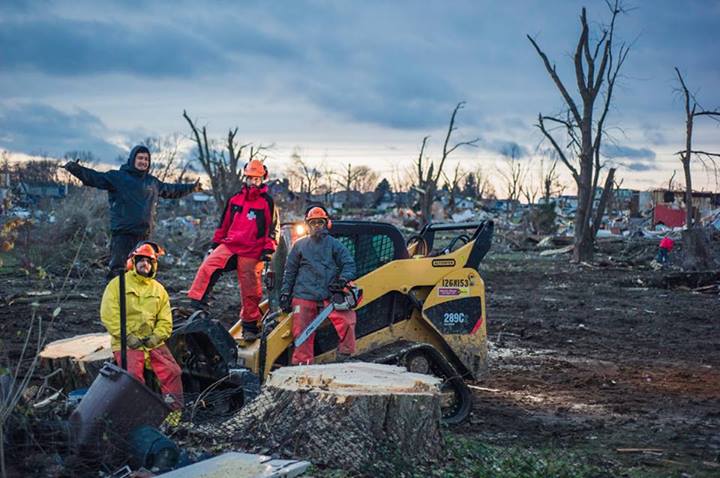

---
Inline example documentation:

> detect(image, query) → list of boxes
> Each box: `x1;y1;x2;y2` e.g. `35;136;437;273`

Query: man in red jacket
187;160;278;339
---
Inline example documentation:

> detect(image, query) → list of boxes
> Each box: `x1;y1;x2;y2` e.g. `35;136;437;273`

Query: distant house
557;195;578;211
455;197;476;210
650;189;719;227
490;199;521;213
331;190;365;209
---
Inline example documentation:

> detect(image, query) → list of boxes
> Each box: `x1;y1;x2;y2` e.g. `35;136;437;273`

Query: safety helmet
305;206;332;229
243;159;268;179
125;241;165;274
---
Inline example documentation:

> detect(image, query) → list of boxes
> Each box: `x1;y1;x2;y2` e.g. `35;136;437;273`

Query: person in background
657;235;675;265
64;145;200;278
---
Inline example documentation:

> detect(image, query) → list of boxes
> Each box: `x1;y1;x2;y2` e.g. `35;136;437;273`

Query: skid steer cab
167;220;493;424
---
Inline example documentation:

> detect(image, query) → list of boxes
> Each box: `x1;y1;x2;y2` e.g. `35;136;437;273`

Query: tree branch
528;35;582;125
537;115;580;181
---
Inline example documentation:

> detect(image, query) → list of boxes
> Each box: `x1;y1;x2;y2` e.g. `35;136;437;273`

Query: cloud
603;145;657;160
0;12;299;78
0;103;124;160
483;140;529;158
624;162;659;172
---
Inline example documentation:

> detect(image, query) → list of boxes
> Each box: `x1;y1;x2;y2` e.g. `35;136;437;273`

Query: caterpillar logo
432;258;456;267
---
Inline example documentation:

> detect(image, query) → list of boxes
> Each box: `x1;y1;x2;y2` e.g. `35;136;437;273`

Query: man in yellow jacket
100;241;183;410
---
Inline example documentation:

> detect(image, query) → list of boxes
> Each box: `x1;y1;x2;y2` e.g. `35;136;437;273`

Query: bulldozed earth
1;241;719;477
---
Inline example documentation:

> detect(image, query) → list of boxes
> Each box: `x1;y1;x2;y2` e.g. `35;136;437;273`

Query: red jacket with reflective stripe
212;185;278;258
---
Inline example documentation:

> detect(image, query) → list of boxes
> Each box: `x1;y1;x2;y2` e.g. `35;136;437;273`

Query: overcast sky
1;0;719;193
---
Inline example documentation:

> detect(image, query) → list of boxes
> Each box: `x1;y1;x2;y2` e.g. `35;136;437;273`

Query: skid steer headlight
294;223;307;237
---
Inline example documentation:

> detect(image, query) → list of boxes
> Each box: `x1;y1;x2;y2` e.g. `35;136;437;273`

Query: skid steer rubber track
356;340;472;424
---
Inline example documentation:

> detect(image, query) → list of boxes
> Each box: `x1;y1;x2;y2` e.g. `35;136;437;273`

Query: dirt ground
466;251;720;475
1;241;719;476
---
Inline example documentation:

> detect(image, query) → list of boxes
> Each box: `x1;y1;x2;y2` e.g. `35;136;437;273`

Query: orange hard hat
305;206;332;229
125;241;165;272
305;206;329;222
244;159;268;179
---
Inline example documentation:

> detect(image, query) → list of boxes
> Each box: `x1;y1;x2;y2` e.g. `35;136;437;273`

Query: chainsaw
294;284;362;347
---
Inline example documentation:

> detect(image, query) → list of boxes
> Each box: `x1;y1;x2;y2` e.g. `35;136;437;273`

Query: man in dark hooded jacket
64;145;200;277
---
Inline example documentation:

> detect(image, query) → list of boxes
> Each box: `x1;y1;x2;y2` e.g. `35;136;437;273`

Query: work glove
143;334;163;349
260;249;273;262
329;278;348;293
279;293;292;313
126;335;144;349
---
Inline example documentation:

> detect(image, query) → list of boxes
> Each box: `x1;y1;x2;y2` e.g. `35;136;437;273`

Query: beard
309;225;326;238
136;262;154;277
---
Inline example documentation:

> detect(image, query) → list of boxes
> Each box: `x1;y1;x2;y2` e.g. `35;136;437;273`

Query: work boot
242;321;261;341
190;299;209;312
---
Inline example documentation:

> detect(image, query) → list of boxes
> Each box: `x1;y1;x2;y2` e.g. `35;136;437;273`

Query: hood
120;145;151;176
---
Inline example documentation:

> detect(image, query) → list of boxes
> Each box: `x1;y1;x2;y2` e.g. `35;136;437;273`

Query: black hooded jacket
65;145;195;235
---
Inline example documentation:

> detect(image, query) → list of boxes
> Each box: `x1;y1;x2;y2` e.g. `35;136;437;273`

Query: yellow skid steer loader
167;220;493;424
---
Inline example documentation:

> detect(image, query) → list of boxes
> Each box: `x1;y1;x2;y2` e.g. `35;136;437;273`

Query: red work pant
290;297;356;365
114;345;184;410
187;244;263;324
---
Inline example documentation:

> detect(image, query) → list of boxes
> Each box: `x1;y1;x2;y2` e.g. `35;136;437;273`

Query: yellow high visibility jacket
100;270;172;352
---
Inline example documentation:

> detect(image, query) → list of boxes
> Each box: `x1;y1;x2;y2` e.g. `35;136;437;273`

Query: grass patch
432;435;605;478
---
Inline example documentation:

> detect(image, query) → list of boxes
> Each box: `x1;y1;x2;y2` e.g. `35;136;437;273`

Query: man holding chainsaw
187;159;279;340
100;241;183;410
280;206;358;365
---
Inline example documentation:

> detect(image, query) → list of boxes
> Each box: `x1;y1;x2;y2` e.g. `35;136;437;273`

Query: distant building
650;189;720;227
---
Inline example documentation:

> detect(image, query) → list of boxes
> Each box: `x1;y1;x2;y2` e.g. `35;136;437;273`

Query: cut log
189;363;443;474
39;333;113;391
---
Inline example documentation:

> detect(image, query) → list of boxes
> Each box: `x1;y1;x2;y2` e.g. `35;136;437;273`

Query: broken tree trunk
681;228;717;271
39;333;113;391
192;363;443;474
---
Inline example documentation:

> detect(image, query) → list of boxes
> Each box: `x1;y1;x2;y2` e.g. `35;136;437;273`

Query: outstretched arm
64;162;115;190
158;179;197;199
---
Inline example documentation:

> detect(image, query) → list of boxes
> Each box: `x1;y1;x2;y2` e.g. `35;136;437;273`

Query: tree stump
193;363;443;474
682;228;717;271
39;333;113;391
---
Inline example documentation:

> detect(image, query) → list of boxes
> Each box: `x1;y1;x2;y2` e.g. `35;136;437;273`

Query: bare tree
414;102;479;225
352;166;379;193
183;110;270;209
496;145;528;218
674;67;720;227
144;134;193;182
337;163;363;194
442;163;467;213
674;67;720;270
528;1;630;261
540;157;562;203
287;150;322;197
